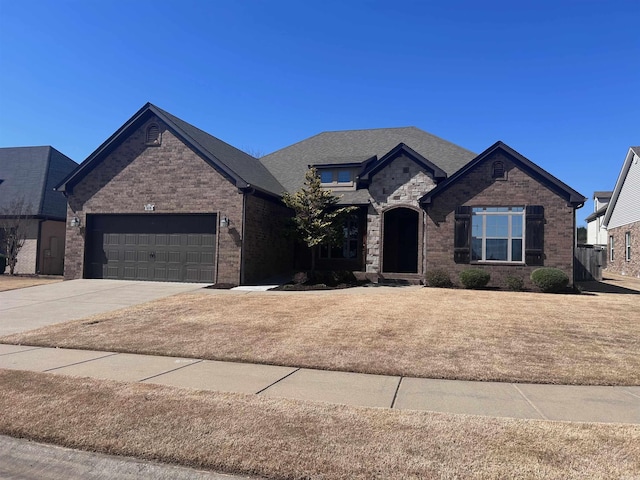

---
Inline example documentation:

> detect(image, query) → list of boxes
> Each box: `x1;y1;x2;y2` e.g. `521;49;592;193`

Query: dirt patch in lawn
0;275;63;292
4;286;639;385
1;370;638;480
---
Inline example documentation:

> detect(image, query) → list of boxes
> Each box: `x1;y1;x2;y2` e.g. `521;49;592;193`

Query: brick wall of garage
64;116;244;284
242;193;294;283
425;151;577;289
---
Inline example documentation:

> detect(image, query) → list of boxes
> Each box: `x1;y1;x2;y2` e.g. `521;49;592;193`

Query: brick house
0;146;77;275
57;103;586;287
603;146;640;278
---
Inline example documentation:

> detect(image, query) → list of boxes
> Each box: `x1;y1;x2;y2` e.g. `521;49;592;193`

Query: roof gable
0;146;76;219
420;141;586;207
260;126;476;194
358;143;447;186
56;103;284;197
603;146;640;228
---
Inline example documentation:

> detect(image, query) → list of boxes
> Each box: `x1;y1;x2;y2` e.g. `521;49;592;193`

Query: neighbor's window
610;235;614;261
319;215;359;260
625;232;631;261
471;207;524;262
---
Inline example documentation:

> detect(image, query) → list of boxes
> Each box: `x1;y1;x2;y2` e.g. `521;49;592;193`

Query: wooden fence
575;244;605;282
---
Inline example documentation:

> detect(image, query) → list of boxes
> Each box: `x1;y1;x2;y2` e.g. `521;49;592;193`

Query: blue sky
1;0;638;225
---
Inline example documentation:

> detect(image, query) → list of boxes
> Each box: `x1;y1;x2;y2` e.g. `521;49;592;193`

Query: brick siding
425;151;577;289
64;117;244;284
242;193;294;283
606;221;640;278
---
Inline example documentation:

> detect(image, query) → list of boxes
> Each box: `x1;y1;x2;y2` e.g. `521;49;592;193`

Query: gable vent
146;124;161;145
492;161;505;179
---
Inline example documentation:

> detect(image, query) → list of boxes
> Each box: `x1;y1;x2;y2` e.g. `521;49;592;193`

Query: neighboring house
603;146;640;278
585;191;612;245
0;146;77;274
57;103;586;287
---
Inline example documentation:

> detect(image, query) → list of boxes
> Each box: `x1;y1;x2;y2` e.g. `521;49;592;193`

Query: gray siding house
603;146;640;277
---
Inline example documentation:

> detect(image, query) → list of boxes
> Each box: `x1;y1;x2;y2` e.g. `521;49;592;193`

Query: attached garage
85;214;216;283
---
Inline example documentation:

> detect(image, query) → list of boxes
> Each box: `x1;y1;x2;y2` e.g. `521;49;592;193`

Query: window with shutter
525;205;544;265
454;206;471;263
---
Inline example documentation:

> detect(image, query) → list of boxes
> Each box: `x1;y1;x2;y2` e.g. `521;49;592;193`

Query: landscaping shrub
504;275;524;292
459;269;490;289
530;268;569;293
0;254;5;275
425;268;452;288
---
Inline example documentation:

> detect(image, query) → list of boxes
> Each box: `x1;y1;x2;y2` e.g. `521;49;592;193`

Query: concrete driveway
0;279;209;336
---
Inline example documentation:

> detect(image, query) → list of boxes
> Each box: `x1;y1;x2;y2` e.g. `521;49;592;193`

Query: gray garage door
86;214;216;283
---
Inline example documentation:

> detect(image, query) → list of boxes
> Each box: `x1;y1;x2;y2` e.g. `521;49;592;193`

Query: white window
610;235;614;261
471;207;524;262
625;232;631;261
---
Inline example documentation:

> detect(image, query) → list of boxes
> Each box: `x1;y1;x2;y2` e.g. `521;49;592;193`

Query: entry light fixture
220;216;229;228
70;216;81;228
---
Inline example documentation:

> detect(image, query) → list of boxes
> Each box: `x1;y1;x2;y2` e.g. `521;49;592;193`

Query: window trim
471;206;525;264
625;232;631;262
610;235;614;262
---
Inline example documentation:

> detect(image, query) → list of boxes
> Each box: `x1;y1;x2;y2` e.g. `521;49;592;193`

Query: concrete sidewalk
1;343;638;424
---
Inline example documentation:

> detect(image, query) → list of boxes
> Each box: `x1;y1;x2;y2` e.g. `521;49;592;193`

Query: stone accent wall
606;221;640;278
425;151;577;288
243;193;294;283
64;116;244;284
366;155;436;273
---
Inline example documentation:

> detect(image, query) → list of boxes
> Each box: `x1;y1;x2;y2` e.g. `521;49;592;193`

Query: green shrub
530;268;569;293
459;269;490;289
0;254;5;275
504;275;524;292
425;268;452;288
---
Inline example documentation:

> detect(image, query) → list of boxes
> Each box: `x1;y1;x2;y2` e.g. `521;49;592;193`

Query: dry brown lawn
3;279;639;385
1;369;638;480
0;274;62;291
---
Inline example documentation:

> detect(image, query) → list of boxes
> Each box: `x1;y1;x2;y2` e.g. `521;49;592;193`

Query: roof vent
492;161;506;180
146;124;161;146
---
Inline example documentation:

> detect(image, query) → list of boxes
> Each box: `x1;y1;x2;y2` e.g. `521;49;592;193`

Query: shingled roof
259;127;477;194
0;146;77;219
57;103;284;197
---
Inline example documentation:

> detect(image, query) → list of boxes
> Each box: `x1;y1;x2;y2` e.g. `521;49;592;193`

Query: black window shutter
525;205;544;265
454;206;471;264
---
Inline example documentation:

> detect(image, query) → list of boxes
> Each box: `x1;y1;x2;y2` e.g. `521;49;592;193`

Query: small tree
282;168;356;272
0;198;32;275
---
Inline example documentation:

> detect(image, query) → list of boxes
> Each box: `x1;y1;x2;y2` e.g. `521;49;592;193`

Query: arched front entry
382;207;419;273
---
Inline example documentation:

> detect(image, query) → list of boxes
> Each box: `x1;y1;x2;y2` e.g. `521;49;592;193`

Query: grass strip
1;369;638;479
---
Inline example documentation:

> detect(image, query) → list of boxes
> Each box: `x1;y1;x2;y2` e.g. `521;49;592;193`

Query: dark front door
383;208;419;273
86;214;216;283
